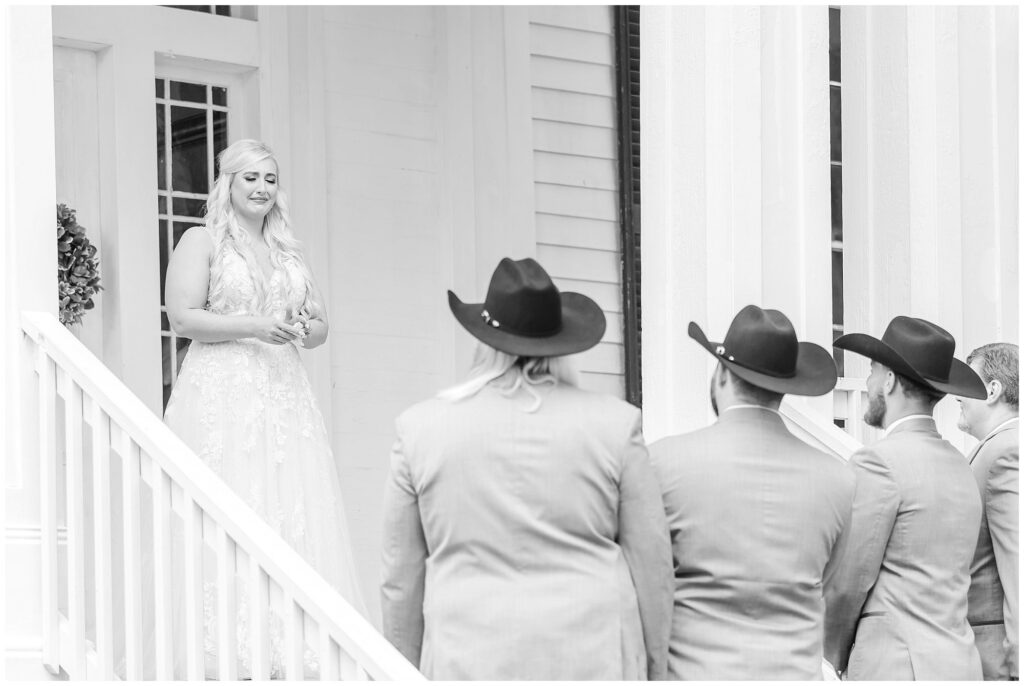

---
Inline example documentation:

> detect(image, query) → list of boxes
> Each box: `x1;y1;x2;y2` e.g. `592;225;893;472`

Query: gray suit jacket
380;383;673;680
824;417;984;680
968;420;1019;680
649;406;856;680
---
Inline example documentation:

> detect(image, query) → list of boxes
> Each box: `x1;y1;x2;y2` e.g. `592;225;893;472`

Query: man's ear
883;369;897;396
986;379;1004;406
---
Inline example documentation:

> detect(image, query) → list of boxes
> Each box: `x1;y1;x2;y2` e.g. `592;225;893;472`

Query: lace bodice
207;241;308;320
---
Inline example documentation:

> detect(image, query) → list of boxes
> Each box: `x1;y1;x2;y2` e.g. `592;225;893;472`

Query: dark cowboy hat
833;316;986;399
448;257;606;357
689;305;838;396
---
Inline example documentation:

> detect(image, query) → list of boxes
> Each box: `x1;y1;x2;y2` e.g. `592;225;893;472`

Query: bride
162;138;365;678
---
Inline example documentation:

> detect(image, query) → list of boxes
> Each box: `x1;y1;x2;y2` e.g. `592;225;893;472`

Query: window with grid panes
829;7;845;422
156;77;228;409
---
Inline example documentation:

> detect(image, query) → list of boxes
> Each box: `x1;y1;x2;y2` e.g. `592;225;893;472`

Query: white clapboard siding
530;6;614;34
536;214;618;252
533;89;617;128
530;4;625;398
530;56;616;97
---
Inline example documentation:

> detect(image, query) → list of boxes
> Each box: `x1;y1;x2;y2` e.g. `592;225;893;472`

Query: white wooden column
641;6;831;441
4;5;61;680
92;39;163;413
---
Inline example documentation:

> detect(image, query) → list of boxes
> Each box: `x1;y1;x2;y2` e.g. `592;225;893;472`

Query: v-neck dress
163;234;366;678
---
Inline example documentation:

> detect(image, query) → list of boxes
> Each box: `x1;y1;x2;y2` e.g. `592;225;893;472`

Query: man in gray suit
958;343;1019;680
380;258;673;680
826;316;988;680
650;305;855;680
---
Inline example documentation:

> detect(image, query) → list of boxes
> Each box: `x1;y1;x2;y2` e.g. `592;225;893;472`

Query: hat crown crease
483;258;563;337
882;316;955;381
722;306;799;378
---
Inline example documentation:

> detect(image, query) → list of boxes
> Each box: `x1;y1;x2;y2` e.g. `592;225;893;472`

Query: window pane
161;310;170;332
172;196;206;219
159;219;168;305
829;7;841;83
831;165;843;244
176;338;191;373
155;78;165;99
158;194;167;215
156;104;166;190
171;106;209;193
170;80;207;104
213;86;227;107
832;344;845;377
830;86;842;163
213;110;228;178
832;250;844;327
215;5;230;16
162;336;173;408
172;221;194;249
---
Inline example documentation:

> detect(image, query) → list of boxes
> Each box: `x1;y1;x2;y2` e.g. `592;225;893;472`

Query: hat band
717;344;797;379
481;308;563;338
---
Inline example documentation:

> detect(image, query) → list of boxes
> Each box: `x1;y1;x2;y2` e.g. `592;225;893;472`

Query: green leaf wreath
57;203;102;326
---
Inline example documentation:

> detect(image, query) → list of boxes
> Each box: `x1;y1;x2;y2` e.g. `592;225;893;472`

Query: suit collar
717;405;786;428
883;414;936;437
969;417;1019;463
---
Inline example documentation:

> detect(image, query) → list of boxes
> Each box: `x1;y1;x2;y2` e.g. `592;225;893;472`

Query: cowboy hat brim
688;322;838;396
448;290;606;357
833;332;987;399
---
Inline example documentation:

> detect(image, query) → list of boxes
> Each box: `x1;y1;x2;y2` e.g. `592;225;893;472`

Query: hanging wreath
57;203;102;327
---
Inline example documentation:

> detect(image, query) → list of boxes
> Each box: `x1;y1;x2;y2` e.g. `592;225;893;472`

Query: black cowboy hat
448;257;606;357
833;316;986;399
689;305;838;396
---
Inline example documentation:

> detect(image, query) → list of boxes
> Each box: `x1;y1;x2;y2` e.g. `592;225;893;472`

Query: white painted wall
529;5;626;397
641;6;834;443
841;6;1019;451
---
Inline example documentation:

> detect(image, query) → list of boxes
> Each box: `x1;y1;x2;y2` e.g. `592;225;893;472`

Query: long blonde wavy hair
204;139;321;318
438;342;580;412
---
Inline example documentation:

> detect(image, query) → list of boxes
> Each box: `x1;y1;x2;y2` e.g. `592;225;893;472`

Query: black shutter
615;6;642;407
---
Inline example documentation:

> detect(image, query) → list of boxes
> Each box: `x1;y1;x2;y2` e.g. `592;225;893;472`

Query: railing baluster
217;524;238;680
120;431;144;680
90;399;115;678
37;348;60;674
152;459;174;678
249;556;271;679
184;494;205;679
284;592;305;680
849;390;863;442
62;371;87;677
320;627;338;680
340;644;362;680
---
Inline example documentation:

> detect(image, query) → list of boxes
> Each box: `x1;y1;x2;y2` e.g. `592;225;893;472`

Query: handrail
779;398;862;460
21;310;424;681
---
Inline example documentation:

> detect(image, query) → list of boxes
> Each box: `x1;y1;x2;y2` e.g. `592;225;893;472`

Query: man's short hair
967;342;1019;409
893;372;945;406
729;370;785;407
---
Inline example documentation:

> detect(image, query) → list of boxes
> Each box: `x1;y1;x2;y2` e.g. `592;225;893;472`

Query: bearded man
824;316;987;680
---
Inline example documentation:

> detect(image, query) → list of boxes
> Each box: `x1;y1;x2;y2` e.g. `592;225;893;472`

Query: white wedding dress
162;232;365;678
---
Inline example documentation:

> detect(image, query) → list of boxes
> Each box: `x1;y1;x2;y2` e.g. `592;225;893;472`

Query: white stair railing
21;310;424;681
831;377;882;446
779;398;862;461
